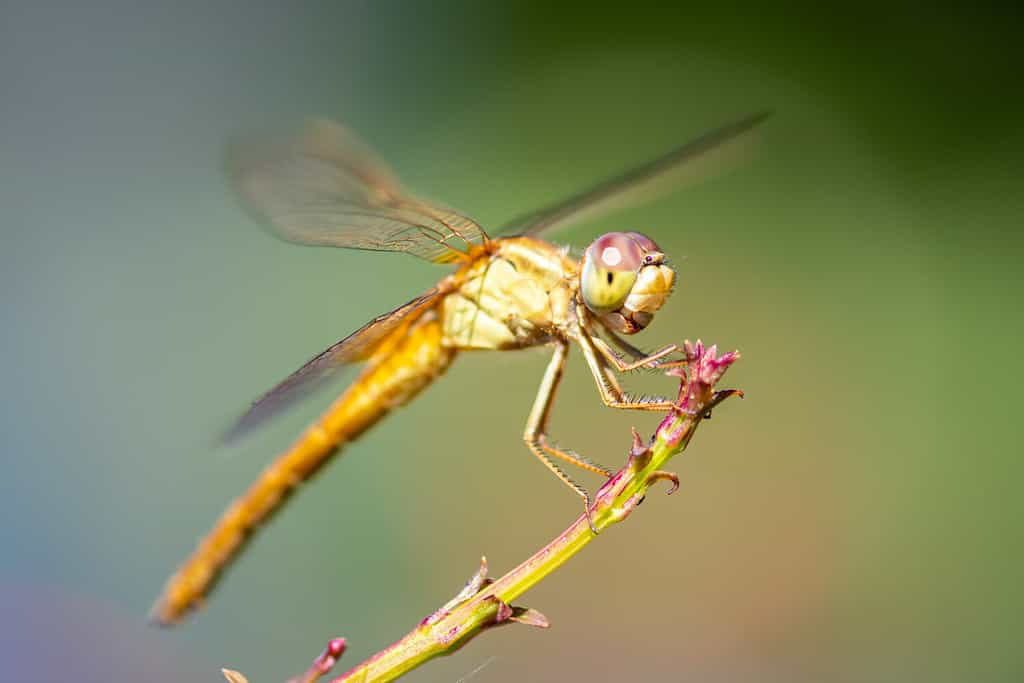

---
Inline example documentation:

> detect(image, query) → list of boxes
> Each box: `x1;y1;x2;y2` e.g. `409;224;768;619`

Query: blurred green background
2;1;1021;681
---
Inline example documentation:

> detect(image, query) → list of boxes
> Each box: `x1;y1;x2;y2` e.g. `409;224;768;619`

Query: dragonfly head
579;231;675;335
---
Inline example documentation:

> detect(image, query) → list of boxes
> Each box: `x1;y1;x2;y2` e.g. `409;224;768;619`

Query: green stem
325;342;740;683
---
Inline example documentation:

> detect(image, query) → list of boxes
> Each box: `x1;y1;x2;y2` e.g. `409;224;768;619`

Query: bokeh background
2;2;1021;681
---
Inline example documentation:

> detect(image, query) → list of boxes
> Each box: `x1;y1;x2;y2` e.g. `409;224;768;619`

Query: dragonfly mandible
152;112;770;625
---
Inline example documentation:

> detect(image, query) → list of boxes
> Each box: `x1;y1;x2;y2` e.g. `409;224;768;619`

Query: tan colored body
441;237;579;349
155;111;767;625
153;237;586;623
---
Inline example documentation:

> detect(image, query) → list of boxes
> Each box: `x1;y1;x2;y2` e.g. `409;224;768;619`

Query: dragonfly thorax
439;237;578;350
579;231;675;335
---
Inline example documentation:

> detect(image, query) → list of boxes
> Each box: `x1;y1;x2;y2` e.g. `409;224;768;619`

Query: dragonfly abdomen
152;311;454;624
321;311;455;438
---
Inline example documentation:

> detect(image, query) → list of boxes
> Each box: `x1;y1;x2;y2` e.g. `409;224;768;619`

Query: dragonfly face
579;231;675;334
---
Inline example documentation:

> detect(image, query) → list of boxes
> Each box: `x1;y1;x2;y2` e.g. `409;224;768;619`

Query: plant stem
319;340;740;683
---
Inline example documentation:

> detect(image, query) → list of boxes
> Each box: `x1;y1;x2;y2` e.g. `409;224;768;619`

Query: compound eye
625;232;661;254
580;233;642;314
589;232;645;271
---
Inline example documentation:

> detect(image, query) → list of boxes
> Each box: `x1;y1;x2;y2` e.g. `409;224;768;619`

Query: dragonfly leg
523;341;611;534
578;334;678;411
591;336;688;372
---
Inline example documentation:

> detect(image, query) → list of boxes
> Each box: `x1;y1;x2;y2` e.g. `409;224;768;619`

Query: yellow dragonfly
152;112;770;625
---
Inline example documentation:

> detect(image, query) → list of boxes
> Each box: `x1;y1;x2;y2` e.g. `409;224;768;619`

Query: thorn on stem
285;637;347;683
487;596;514;624
485;596;550;629
628;427;653;473
629;427;647;459
474;556;489;584
459;556;491;599
707;388;744;412
426;556;494;625
509;607;550;628
646;470;680;495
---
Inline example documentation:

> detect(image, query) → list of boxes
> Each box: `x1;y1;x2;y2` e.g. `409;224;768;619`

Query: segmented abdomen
152;311;454;624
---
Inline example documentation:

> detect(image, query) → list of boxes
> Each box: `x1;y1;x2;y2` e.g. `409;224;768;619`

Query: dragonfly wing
223;287;443;443
229;119;488;263
498;111;772;238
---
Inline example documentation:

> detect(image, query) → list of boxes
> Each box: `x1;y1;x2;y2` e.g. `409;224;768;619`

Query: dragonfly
152;111;770;625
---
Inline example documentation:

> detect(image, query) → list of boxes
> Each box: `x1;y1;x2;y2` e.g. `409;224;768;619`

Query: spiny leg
523;341;611;534
578;333;679;411
599;324;650;360
540;439;612;478
590;334;687;373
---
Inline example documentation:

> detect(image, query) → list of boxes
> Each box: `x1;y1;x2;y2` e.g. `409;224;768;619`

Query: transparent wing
222;288;442;443
229;119;488;263
498;111;772;237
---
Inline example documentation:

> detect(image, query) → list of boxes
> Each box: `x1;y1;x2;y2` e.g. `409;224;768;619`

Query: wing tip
217;407;259;447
